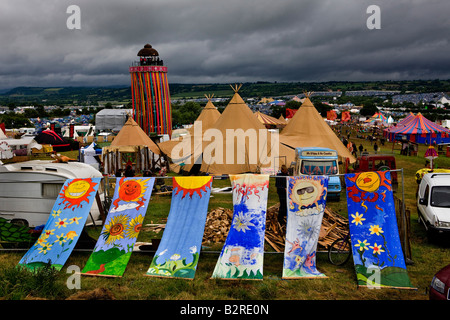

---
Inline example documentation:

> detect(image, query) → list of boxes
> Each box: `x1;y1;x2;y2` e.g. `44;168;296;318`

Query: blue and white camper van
293;147;341;200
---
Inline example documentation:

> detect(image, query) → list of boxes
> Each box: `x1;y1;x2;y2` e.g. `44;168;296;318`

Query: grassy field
1;134;450;301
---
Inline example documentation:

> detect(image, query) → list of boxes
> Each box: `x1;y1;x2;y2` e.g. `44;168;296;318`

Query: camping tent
254;111;286;128
157;96;221;172
385;113;450;144
102;117;163;174
279;97;356;163
196;85;294;174
365;112;387;125
165;85;294;175
95;109;132;132
33;129;71;151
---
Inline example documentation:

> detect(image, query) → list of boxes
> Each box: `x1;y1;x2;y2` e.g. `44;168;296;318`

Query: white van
417;173;450;239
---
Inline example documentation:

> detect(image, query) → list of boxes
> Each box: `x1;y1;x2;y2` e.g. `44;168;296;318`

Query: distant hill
1;79;449;106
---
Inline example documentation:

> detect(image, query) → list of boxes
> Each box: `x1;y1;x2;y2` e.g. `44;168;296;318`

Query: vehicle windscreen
431;186;450;208
301;160;338;175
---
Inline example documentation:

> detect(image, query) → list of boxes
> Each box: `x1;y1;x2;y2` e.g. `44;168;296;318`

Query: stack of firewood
202;204;349;252
202;207;233;244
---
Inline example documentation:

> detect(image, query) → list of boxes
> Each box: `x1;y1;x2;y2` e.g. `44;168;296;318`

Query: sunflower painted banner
345;171;414;289
18;178;101;271
282;175;329;279
145;176;213;279
81;177;155;277
211;174;269;280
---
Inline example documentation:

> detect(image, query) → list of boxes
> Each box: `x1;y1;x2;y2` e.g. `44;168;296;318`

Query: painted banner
282;176;329;279
211;174;269;280
146;176;213;279
81;177;155;277
345;171;414;289
18;178;101;271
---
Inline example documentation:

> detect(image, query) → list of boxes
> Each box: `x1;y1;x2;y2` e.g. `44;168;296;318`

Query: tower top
137;44;159;57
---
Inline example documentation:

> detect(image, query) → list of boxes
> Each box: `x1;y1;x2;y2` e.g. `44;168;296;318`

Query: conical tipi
198;84;294;174
280;94;355;163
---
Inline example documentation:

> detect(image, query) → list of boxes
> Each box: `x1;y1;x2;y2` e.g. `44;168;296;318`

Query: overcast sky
0;0;449;89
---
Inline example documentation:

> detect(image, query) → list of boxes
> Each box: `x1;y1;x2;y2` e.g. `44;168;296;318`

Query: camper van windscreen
301;160;338;175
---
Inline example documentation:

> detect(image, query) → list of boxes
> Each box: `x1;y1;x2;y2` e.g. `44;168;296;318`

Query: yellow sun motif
355;172;381;193
102;214;129;244
290;177;326;208
126;214;144;239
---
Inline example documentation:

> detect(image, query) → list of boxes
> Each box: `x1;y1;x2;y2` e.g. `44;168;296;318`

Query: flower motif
369;225;384;236
43;229;55;237
369;243;385;255
55;218;68;228
190;246;197;254
51;209;62;217
233;211;255;233
66;230;78;240
38;243;53;254
354;239;370;252
54;233;67;245
351;212;365;226
35;235;48;247
170;254;181;261
68;216;82;225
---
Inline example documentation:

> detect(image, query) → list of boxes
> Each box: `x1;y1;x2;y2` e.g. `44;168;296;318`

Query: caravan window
42;183;64;198
301;160;338;175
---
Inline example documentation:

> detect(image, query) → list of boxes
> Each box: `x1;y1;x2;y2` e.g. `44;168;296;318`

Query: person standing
276;165;289;225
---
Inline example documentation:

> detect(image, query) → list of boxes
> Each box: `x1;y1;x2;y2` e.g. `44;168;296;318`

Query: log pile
202;204;349;252
202;207;233;244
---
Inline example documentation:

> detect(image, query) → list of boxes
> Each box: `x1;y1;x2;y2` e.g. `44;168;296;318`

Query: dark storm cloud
0;0;449;89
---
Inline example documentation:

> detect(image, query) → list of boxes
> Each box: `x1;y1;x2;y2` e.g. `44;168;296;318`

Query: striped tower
129;44;172;136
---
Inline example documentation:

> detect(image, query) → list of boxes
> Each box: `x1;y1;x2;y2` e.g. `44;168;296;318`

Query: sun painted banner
211;174;269;280
18;178;101;271
282;176;329;279
345;171;414;289
81;177;155;277
146;176;213;279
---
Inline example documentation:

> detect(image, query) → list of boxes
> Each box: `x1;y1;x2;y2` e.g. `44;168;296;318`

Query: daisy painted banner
146;176;213;279
81;177;155;277
211;174;269;280
282;175;329;279
345;171;414;289
18;178;101;271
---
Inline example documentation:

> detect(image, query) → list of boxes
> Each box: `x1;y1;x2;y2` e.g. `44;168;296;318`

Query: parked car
430;264;450;300
417;173;450;240
345;154;398;191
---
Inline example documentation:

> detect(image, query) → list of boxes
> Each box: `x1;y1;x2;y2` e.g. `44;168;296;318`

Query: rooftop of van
422;173;450;186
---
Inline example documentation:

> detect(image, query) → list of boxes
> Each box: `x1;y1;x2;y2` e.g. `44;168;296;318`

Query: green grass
1;134;450;300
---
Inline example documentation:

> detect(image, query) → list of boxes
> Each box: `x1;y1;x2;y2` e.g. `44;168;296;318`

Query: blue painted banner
146;176;213;279
211;174;270;280
82;177;155;277
282;175;329;279
345;171;414;289
18;178;101;271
